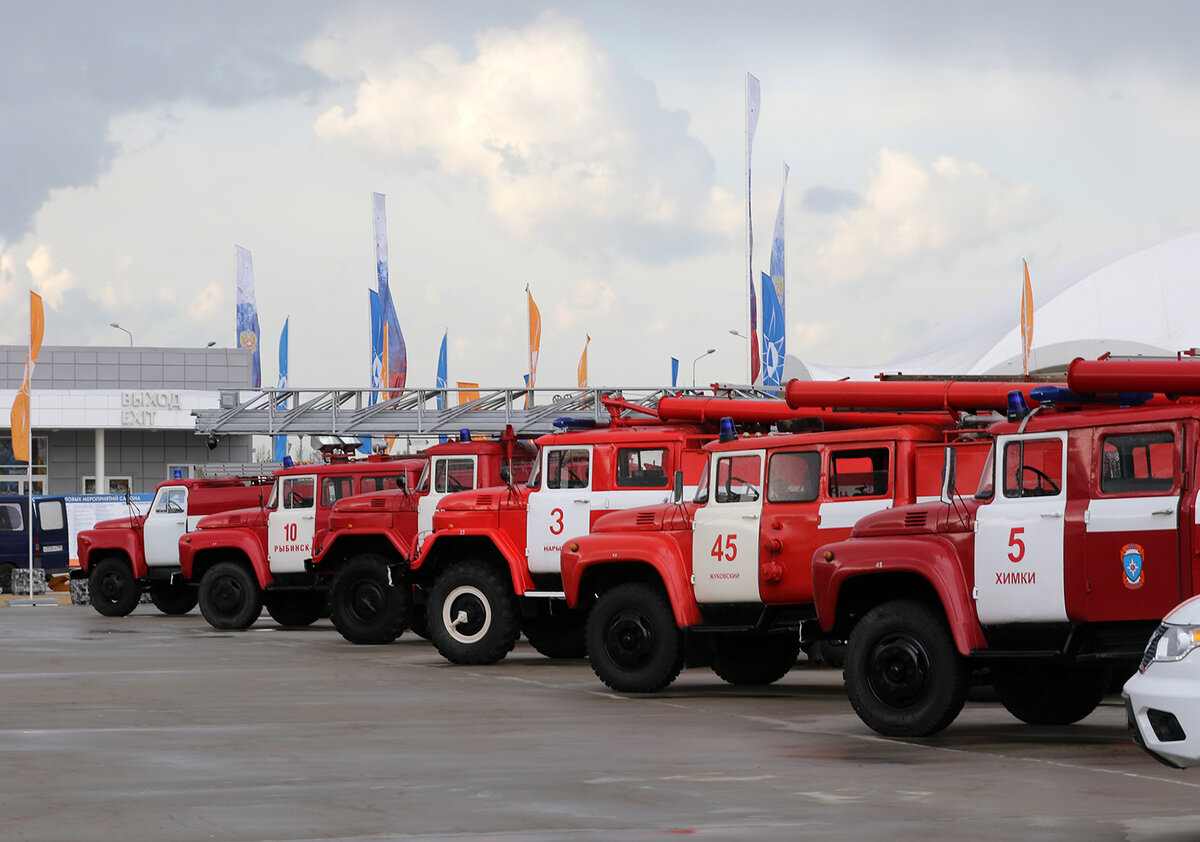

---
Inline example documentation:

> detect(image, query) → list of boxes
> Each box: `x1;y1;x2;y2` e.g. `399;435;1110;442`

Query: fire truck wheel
330;557;411;644
198;561;263;630
710;631;801;685
427;561;520;665
586;583;684;693
991;662;1111;726
148;581;198;615
88;557;141;617
0;563;14;594
522;608;587;659
844;599;969;737
266;592;326;628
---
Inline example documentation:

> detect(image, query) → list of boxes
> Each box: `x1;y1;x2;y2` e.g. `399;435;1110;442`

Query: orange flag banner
10;292;43;463
457;382;480;405
577;334;591;388
527;286;541;388
1021;260;1034;376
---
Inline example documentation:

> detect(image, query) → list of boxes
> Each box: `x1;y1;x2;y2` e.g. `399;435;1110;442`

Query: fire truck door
1084;427;1182;621
268;474;317;574
693;450;765;603
974;433;1068;624
526;445;593;575
144;485;188;568
417;455;478;537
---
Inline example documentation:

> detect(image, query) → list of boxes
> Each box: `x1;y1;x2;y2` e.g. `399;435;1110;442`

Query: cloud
311;10;736;264
816;148;1042;284
26;245;75;309
188;281;224;319
552;278;615;332
803;185;862;214
0;1;332;241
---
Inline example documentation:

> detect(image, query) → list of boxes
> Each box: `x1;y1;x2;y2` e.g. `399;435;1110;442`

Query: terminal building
0;345;254;496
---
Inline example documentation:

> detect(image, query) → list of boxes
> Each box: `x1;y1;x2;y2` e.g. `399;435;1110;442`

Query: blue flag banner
436;330;449;443
770;164;788;369
274;317;289;462
671;357;679;389
235;245;262;388
373;193;407;392
761;272;784;392
359;289;384;454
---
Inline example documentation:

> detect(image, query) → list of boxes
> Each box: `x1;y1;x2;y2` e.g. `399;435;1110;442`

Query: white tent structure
788;231;1200;381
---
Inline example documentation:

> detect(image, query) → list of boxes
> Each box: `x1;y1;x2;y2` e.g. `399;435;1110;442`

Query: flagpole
745;72;753;386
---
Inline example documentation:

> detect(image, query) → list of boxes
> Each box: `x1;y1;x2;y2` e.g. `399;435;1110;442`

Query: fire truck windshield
974;444;996;500
693;455;710;504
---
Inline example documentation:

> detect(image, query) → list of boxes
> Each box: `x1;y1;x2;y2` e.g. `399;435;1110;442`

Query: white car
1124;595;1200;768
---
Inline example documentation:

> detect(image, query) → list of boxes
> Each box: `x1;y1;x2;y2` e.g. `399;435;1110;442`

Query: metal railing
193;384;778;439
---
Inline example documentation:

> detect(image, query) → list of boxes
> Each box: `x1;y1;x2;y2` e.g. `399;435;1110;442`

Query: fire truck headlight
1152;624;1200;663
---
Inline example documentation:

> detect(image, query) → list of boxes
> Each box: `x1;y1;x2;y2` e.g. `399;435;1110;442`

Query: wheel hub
349;581;385;621
866;634;930;708
443;585;490;644
211;577;245;615
603;610;655;670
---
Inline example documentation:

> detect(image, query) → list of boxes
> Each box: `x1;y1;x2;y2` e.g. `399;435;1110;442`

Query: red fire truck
316;433;536;644
811;358;1200;737
558;382;1054;693
179;449;425;630
409;413;717;665
75;476;273;616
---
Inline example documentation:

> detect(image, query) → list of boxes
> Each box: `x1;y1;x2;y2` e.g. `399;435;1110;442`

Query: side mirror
671;470;685;504
499;465;511;484
397;474;407;490
940;446;958;503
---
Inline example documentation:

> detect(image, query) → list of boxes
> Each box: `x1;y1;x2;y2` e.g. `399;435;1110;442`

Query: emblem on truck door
1122;543;1145;590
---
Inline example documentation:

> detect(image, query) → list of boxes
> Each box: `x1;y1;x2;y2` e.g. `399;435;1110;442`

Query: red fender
312;528;417;569
77;529;149;578
413;527;534;594
561;532;703;628
813;535;987;656
179;527;272;588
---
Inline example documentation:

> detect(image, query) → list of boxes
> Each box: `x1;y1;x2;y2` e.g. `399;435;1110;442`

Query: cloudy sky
5;1;1200;390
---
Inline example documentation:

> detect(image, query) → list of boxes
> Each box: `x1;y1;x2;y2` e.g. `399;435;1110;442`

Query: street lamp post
109;322;133;346
692;348;716;387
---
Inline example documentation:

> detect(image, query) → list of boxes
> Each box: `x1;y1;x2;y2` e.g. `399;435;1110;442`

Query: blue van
0;496;70;592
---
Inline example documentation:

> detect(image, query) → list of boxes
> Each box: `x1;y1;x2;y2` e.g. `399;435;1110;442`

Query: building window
82;476;133;495
0;436;48;495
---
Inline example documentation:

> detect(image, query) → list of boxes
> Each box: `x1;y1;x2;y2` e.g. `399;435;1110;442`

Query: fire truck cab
814;358;1200;737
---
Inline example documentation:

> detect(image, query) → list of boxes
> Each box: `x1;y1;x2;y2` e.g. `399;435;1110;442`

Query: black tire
586;582;684;693
710;631;801;686
198;562;263;630
88;558;141;617
844;599;969;737
409;600;430;639
523;607;587;659
266;592;326;628
992;663;1111;726
426;561;520;664
330;556;411;644
0;562;14;594
148;581;198;615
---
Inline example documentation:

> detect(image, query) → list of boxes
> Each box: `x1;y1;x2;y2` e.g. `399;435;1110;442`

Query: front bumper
1123;657;1200;769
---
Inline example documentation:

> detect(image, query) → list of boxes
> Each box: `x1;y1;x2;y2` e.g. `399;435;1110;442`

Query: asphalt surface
2;604;1198;842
